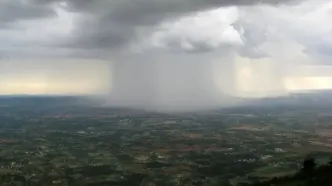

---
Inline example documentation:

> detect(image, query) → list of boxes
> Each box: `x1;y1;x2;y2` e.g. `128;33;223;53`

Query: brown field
315;129;332;138
293;130;310;134
287;143;332;153
308;141;332;148
182;133;203;139
0;139;18;144
254;171;297;179
230;125;271;132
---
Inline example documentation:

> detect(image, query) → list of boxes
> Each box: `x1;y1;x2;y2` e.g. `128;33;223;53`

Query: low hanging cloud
137;0;332;58
138;6;243;52
0;0;298;55
0;0;54;24
0;0;319;58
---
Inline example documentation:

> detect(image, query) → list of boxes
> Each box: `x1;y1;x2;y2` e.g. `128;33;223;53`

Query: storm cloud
0;0;54;24
0;0;297;52
1;0;332;111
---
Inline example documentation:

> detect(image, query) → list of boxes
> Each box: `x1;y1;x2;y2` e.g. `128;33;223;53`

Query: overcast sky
0;0;332;110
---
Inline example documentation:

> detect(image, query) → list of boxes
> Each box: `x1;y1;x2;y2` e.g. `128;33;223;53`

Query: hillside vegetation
246;158;332;186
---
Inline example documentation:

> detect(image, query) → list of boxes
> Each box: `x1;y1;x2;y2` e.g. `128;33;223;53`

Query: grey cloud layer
0;0;314;60
0;0;54;24
25;0;296;50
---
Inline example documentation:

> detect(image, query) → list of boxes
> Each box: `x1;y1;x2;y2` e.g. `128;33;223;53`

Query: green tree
303;158;316;172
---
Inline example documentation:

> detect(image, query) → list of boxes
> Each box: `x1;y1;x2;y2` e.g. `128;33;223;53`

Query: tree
303;158;316;171
302;157;316;178
328;157;332;167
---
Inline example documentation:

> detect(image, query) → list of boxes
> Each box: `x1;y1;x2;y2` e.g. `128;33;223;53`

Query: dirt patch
309;141;332;148
230;125;270;132
253;171;297;179
182;133;203;139
287;143;332;153
315;130;332;138
0;139;18;144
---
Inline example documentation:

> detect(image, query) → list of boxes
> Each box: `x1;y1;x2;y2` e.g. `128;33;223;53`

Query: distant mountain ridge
1;90;332;111
243;90;332;108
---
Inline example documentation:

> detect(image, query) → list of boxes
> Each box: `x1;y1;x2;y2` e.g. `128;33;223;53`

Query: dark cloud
0;46;110;60
31;0;297;50
0;1;54;24
310;41;332;57
233;20;271;58
303;41;332;64
0;0;298;58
